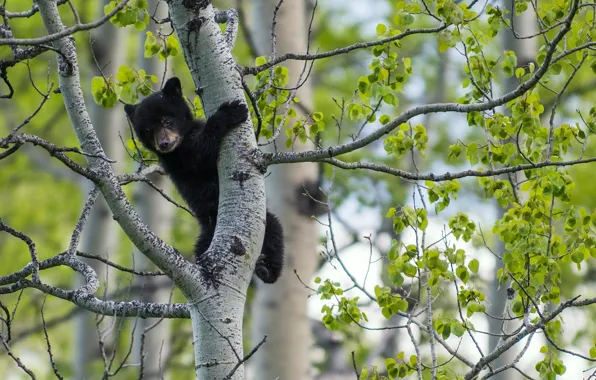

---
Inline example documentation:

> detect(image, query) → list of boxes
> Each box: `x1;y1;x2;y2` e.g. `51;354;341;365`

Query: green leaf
466;143;478;165
376;23;387;36
91;76;106;96
456;266;469;283
359;366;369;380
468;259;479;273
396;299;408;312
386;207;397;218
358;80;369;94
116;65;135;83
383;93;397;106
134;20;146;30
451;320;465;337
501;50;517;78
144;31;160;58
438;30;453;52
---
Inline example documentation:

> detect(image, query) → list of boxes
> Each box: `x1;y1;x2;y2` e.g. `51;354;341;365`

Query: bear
124;77;284;284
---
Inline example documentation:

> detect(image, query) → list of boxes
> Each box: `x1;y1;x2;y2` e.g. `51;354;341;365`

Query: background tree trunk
249;1;319;379
130;2;174;378
130;173;174;379
72;0;127;376
487;5;537;379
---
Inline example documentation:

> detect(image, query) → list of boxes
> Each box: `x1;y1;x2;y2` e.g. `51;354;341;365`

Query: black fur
125;77;284;283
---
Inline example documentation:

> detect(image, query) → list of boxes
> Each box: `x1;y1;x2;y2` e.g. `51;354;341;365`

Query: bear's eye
162;117;173;127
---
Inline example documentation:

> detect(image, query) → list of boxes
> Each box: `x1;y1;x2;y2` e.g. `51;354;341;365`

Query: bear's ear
124;104;137;120
162;77;182;98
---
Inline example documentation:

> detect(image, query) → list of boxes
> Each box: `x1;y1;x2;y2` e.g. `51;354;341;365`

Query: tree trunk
168;2;267;378
73;0;127;376
130;2;174;378
487;5;537;380
250;1;319;379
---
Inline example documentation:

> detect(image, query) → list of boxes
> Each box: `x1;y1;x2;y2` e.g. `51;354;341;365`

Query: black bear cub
124;77;284;283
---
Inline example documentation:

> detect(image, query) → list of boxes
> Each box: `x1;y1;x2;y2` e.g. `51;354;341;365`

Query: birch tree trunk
130;173;174;378
168;2;267;379
487;5;537;379
130;2;174;377
73;0;127;376
250;1;319;379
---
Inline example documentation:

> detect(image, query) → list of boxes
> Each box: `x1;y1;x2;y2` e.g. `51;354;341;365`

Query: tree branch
1;134;100;181
241;24;448;75
463;296;582;379
262;0;579;168
215;9;239;50
0;220;40;282
35;0;198;291
0;0;68;19
0;253;188;318
0;0;129;46
315;155;596;182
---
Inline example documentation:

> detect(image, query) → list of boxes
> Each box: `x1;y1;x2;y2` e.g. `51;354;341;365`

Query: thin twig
0;0;130;46
40;296;64;380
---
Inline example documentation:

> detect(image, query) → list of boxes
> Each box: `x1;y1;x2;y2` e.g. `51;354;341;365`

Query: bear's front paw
217;100;249;127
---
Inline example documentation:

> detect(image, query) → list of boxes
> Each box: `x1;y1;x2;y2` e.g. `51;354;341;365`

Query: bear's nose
158;140;171;150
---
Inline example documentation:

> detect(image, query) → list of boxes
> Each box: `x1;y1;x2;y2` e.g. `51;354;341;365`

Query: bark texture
250;1;319;379
487;5;537;380
73;1;128;376
168;1;267;378
130;3;174;378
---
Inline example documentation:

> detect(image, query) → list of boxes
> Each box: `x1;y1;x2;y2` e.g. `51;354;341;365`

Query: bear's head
124;77;194;154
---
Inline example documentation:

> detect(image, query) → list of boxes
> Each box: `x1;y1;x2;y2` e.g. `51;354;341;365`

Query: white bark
487;6;537;380
168;2;267;379
73;1;128;376
131;173;174;379
131;2;174;376
250;1;319;379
